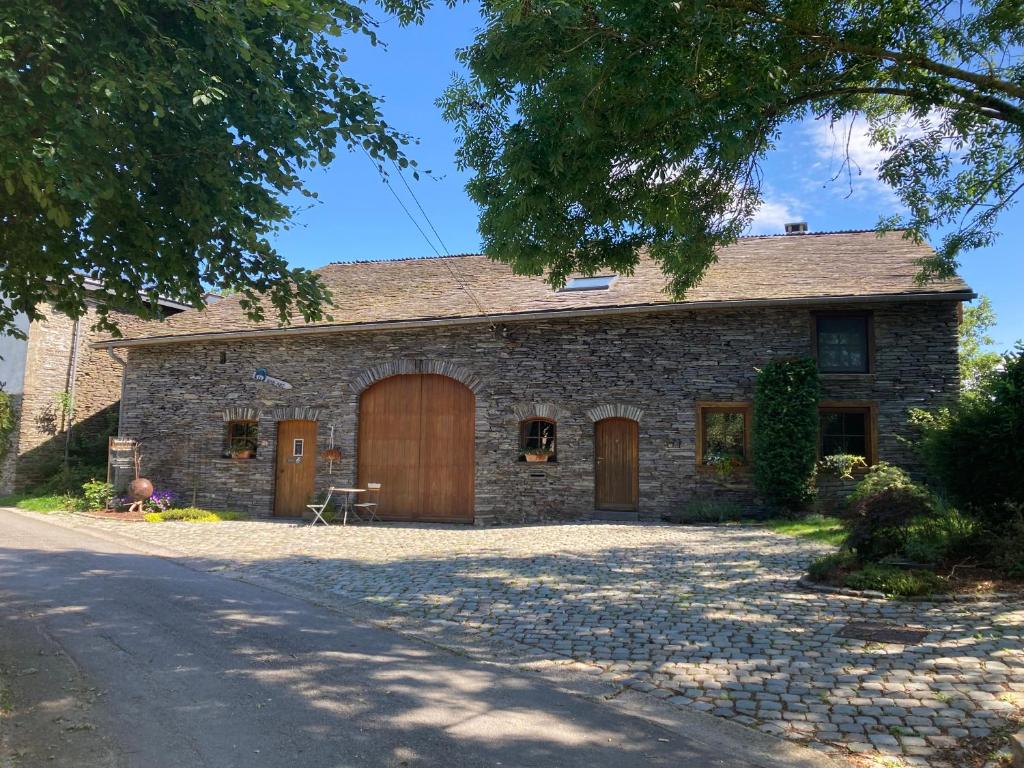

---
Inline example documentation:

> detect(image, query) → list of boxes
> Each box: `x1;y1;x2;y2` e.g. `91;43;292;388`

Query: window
696;403;751;467
293;438;304;457
224;420;258;459
819;405;874;463
520;418;556;461
814;313;872;373
559;275;616;292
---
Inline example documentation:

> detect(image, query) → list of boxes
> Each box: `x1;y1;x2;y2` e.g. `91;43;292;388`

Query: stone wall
3;301;178;493
117;300;961;524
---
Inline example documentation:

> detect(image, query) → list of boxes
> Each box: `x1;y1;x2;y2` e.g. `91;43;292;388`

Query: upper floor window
696;403;751;467
814;313;872;373
520;418;556;462
224;420;258;459
819;404;874;464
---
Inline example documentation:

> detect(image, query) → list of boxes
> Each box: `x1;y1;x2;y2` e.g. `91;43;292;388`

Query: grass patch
765;514;846;546
144;507;246;523
0;492;78;513
842;563;947;597
668;499;751;524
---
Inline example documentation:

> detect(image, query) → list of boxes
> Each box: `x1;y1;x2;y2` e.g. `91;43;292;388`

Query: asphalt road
0;510;835;768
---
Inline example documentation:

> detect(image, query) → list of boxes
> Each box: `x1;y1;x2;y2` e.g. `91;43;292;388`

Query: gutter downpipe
62;318;82;466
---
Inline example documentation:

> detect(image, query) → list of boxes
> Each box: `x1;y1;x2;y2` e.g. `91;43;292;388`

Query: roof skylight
559;275;616;292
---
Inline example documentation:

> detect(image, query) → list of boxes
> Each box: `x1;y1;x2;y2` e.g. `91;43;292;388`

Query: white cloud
748;196;803;235
805;114;929;202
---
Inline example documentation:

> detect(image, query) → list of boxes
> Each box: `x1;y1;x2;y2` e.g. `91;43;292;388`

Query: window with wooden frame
696;403;752;468
813;312;873;374
224;420;258;459
519;418;556;462
819;403;876;464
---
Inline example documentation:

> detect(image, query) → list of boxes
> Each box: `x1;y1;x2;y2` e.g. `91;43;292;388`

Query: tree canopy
959;295;1002;390
0;0;426;337
440;0;1024;294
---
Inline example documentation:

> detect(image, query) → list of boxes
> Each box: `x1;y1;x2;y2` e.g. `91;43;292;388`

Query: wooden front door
274;420;317;517
594;418;639;511
358;374;475;522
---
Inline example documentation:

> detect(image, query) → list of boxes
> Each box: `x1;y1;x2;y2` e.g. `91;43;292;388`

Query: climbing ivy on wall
753;358;821;512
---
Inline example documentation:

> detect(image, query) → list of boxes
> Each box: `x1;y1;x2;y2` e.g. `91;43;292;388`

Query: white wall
0;310;30;394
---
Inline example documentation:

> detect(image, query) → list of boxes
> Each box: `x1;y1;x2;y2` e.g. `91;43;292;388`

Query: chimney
784;221;808;235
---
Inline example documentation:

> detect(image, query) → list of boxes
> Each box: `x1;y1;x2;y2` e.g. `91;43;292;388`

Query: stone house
0;282;194;493
93;230;972;524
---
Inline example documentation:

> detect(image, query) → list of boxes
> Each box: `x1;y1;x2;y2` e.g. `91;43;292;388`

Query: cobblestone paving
55;516;1023;767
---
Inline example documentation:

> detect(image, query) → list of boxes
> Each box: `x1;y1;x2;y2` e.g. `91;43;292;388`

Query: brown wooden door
274;420;317;517
358;374;475;522
595;418;639;511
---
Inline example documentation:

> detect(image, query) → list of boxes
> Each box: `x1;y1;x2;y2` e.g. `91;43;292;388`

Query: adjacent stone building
0;283;193;493
94;230;972;524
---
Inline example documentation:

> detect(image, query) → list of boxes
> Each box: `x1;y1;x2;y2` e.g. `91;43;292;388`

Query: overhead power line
362;149;489;319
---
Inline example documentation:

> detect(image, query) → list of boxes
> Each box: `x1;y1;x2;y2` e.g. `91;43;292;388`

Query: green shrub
985;505;1024;578
902;504;979;564
670;499;748;524
81;480;115;511
842;564;947;597
147;507;246;523
843;485;933;561
752;358;821;512
0;493;79;513
913;344;1024;529
845;462;920;507
0;388;15;460
33;463;108;495
807;550;857;582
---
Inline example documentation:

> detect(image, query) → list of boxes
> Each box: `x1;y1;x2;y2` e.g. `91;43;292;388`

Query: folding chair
352;482;382;522
306;487;336;526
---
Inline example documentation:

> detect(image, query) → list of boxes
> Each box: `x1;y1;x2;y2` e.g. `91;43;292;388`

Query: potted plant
321;446;343;474
704;452;742;480
230;448;256;460
522;427;555;463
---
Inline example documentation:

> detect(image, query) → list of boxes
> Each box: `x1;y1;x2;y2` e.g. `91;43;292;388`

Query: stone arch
222;406;261;422
511;402;570;423
349;359;483;395
268;406;322;422
585;404;644;423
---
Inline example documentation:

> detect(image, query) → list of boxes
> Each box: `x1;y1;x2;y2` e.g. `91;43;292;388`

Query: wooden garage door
595;418;639;512
357;374;475;522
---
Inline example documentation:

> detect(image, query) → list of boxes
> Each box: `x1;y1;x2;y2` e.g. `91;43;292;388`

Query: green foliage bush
843;485;933;561
752;358;820;512
842;564;947;598
0;388;15;460
33;463;107;495
913;344;1024;529
902;504;979;564
146;507;246;523
807;550;856;582
81;480;115;511
669;499;748;524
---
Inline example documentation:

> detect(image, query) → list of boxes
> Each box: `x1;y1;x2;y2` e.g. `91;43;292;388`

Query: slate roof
100;230;972;346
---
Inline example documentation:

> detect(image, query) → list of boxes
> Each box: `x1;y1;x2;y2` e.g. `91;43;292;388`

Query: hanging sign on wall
252;368;292;390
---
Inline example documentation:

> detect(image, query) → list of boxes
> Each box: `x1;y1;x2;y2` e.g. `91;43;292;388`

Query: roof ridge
323;229;899;267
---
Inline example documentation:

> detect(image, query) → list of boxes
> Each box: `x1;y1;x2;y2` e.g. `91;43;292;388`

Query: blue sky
269;3;1022;351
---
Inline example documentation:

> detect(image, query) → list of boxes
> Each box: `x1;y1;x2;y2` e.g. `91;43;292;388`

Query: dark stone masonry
118;299;960;524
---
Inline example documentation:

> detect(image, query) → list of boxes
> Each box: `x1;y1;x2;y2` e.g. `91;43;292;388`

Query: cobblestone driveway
53;516;1023;767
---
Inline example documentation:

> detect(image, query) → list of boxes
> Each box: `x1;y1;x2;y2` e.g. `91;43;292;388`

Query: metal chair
352;482;382;522
306;487;336;526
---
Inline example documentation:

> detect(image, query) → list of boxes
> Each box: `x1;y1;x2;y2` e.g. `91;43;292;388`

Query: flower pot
231;449;255;459
128;477;154;502
524;454;550;463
